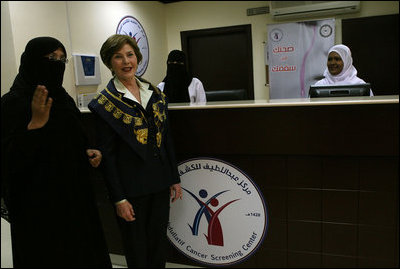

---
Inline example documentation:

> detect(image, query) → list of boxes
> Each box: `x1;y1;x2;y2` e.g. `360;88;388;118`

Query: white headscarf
315;44;366;85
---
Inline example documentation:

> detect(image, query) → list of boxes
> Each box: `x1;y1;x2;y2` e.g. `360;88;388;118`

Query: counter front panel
81;97;398;268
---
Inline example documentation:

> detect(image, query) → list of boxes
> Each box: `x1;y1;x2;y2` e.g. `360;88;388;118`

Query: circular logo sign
269;28;283;42
319;24;333;38
116;16;149;76
168;158;268;266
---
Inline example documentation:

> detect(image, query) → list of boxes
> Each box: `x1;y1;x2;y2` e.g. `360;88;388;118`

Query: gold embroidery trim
96;92;148;145
113;108;123;119
134;129;148;145
122;114;133;124
96;88;166;147
104;87;147;122
104;87;134;108
156;132;162;148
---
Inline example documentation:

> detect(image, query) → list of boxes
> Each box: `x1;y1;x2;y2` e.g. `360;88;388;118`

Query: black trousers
116;188;170;268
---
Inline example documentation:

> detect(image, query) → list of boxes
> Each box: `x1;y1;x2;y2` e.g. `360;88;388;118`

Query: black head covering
5;36;80;128
162;50;192;103
11;36;67;101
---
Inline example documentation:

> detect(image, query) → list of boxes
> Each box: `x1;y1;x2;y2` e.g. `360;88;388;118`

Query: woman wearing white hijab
315;44;373;95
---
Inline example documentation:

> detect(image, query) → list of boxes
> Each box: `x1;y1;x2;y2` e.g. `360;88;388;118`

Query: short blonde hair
100;34;143;75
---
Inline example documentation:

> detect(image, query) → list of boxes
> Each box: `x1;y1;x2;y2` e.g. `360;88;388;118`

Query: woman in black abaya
1;37;112;268
157;50;206;104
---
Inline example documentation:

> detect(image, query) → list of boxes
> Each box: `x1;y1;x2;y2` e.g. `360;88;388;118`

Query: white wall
66;1;167;95
1;1;17;98
2;1;399;99
4;1;74;97
1;1;167;98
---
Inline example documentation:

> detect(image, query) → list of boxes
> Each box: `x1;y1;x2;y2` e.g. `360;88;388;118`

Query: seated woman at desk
314;44;373;96
158;50;206;104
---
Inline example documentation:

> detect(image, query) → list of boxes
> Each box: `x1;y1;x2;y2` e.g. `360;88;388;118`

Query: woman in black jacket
88;34;182;268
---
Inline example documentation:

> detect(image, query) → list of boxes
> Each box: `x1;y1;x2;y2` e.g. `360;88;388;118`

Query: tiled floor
1;218;201;268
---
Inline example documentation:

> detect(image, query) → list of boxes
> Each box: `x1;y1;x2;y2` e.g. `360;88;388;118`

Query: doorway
181;24;254;100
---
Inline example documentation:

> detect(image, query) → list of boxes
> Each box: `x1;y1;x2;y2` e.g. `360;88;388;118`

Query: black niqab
162;50;192;103
9;36;80;124
11;36;68;102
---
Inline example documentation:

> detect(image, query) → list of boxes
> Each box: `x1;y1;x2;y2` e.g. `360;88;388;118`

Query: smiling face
327;51;344;76
110;43;138;82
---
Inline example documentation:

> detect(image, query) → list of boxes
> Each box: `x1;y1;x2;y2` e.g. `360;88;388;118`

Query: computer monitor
205;89;247;101
309;83;371;98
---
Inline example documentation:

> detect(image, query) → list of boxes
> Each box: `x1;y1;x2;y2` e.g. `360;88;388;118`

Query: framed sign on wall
72;54;101;86
116;15;149;77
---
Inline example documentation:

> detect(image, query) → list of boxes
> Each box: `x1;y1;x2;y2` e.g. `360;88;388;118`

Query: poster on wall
267;19;335;99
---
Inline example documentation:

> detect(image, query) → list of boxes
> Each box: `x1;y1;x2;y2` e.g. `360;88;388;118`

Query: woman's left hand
86;149;102;168
170;183;182;203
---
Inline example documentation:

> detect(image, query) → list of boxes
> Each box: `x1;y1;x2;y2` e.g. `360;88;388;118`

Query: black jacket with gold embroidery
88;77;180;201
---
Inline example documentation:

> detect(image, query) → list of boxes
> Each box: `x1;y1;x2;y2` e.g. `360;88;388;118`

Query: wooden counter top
167;95;399;110
79;95;398;113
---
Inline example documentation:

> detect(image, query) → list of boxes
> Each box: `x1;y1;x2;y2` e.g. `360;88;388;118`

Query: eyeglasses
45;54;69;64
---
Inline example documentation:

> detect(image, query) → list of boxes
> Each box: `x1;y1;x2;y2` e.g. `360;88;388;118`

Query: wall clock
319;24;333;38
116;16;149;77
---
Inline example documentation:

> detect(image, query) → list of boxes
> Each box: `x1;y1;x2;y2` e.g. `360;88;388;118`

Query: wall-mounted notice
73;54;101;86
267;19;335;99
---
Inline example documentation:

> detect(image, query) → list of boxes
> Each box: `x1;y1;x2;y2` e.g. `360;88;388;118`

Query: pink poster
268;19;335;99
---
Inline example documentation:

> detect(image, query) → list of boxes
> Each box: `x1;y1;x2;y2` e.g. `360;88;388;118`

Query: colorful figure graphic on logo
183;187;240;246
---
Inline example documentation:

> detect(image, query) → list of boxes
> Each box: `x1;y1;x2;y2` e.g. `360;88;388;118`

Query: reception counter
167;95;399;109
81;95;398;268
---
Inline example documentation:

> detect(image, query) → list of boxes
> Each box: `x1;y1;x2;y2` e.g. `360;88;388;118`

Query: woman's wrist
27;121;43;130
115;199;127;205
